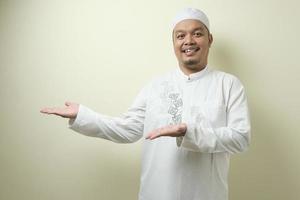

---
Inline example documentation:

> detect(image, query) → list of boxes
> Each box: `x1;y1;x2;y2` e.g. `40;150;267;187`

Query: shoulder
147;70;176;86
137;70;175;95
208;68;244;88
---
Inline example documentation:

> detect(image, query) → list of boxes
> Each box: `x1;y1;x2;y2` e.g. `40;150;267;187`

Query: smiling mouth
181;47;200;55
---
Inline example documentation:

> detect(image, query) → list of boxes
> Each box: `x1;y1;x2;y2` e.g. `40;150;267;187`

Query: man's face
173;19;213;74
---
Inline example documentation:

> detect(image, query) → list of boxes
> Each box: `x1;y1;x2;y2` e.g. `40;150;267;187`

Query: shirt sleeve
68;84;150;143
177;77;251;154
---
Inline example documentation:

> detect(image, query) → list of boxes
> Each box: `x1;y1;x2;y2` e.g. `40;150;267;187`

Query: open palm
40;101;79;119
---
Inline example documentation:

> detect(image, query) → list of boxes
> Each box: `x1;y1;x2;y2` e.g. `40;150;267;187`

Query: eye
194;31;204;37
176;34;185;40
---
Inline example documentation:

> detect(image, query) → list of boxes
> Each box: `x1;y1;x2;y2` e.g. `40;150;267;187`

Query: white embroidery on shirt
159;81;183;125
168;93;183;125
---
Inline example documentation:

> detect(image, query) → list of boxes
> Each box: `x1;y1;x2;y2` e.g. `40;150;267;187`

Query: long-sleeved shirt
69;65;251;200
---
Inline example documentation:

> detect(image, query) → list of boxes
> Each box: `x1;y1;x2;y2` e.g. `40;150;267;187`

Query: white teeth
185;49;193;53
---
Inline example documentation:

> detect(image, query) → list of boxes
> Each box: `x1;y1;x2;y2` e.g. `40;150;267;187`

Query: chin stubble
183;59;199;67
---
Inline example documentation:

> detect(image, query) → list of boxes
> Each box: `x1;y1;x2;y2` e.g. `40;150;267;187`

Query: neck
179;63;207;75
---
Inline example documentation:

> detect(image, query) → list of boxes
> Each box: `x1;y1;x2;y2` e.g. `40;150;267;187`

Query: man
41;8;250;200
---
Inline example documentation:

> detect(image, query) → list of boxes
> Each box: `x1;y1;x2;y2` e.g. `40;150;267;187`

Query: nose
184;34;195;45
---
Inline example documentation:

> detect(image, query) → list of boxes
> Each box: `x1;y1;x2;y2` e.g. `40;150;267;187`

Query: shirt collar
176;65;210;82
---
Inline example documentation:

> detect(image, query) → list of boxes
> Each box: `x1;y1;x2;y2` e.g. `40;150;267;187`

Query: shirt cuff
68;104;95;131
176;123;194;147
176;123;200;151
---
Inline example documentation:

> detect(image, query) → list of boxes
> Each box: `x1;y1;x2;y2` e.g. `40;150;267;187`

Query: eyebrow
174;27;206;34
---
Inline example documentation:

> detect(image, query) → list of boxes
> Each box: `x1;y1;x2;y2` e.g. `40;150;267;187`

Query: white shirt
69;66;251;200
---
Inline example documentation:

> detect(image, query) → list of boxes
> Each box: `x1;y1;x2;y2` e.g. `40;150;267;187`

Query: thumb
65;101;71;106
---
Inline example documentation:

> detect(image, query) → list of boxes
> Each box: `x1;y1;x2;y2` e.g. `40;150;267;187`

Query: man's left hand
146;123;187;140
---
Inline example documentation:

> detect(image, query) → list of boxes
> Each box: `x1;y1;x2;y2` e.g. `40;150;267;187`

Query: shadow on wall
210;38;298;200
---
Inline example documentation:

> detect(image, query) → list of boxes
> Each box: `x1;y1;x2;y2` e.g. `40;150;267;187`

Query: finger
146;126;172;140
145;131;155;139
65;101;71;106
40;107;65;116
149;133;160;140
40;107;56;114
146;130;160;140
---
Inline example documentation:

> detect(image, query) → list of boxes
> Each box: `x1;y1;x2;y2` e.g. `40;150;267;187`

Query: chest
145;79;228;127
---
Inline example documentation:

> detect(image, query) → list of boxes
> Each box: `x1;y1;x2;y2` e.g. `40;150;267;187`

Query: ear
208;33;213;47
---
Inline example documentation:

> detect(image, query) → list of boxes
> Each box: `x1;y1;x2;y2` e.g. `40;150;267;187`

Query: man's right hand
40;101;79;119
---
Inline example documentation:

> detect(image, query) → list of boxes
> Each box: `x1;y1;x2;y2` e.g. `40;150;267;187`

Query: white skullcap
172;8;210;31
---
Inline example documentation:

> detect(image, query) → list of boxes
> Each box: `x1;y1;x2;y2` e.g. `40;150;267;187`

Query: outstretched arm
146;77;251;154
40;83;150;143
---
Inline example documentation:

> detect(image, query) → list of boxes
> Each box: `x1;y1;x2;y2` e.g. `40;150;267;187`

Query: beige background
1;0;299;199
